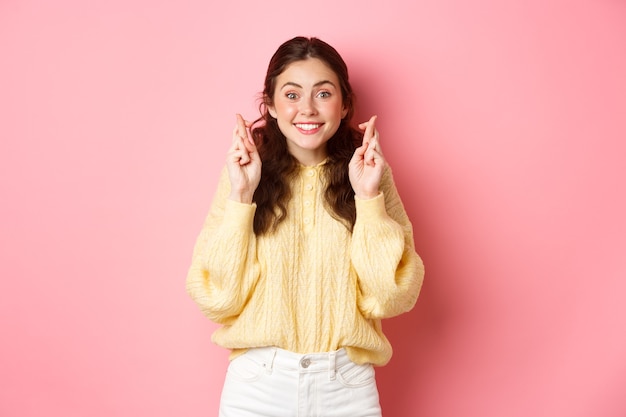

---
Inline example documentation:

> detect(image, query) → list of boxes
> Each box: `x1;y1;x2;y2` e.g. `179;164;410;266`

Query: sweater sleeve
351;166;425;319
185;167;260;324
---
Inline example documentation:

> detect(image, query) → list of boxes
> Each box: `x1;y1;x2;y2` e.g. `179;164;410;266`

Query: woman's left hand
349;115;385;199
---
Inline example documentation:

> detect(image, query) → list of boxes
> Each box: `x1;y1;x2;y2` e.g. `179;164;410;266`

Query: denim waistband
242;346;351;378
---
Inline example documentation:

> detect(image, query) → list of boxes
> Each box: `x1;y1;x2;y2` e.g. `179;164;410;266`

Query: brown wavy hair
250;36;362;235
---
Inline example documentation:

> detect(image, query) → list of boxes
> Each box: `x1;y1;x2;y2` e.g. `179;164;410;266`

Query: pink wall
1;0;625;416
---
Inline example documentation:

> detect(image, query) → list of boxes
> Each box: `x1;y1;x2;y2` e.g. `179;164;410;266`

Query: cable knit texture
186;161;424;366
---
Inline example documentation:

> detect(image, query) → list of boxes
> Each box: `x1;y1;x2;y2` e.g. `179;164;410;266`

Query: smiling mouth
295;123;322;131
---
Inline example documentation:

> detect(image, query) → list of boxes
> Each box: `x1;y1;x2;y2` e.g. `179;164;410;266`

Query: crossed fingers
230;113;254;165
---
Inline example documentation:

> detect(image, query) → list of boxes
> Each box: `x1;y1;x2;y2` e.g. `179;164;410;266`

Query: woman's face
268;58;348;166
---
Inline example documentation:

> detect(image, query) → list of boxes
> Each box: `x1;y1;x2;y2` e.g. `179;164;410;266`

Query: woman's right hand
226;114;261;204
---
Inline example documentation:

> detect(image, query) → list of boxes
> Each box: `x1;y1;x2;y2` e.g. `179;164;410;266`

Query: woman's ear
263;94;278;119
341;105;348;119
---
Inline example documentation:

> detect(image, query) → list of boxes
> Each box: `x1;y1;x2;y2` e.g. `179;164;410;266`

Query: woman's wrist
355;190;380;200
228;191;254;204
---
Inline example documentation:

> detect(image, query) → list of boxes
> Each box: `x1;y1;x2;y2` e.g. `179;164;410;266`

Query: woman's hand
349;115;385;199
226;114;261;204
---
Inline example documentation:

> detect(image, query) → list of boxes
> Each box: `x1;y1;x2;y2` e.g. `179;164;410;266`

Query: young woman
186;36;424;417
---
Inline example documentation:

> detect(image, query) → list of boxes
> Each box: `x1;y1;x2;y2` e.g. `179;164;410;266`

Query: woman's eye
318;91;331;98
286;92;298;100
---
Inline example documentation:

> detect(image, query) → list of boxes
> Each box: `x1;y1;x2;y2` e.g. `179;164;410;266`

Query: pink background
1;0;625;416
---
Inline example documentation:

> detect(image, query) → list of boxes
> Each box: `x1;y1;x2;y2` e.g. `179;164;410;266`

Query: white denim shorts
218;347;382;417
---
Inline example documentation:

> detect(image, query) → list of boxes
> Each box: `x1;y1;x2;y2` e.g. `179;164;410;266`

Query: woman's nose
299;96;318;116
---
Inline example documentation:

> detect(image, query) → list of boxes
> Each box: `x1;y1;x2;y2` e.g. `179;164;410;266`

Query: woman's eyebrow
279;80;337;90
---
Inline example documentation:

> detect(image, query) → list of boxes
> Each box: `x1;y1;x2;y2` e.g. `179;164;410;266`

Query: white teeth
295;123;320;131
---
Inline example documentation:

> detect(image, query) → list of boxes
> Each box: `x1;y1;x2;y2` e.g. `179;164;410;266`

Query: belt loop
328;351;337;381
265;348;277;374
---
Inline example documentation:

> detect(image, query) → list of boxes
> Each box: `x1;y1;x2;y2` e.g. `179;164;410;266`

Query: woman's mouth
295;123;323;134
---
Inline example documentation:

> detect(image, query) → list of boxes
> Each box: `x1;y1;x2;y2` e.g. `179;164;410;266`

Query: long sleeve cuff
354;192;387;223
223;199;257;230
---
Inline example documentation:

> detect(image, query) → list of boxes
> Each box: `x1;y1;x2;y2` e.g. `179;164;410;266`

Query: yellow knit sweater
186;161;424;365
